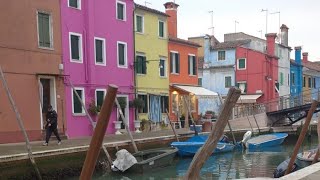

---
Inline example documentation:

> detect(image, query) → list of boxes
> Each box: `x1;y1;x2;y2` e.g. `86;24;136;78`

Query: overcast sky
135;0;320;61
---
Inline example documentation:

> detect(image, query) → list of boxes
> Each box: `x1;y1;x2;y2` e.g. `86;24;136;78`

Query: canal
67;135;319;180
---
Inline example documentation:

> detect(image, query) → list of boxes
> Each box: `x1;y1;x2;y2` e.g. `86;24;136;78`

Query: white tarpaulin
237;94;262;104
173;85;218;98
112;149;137;172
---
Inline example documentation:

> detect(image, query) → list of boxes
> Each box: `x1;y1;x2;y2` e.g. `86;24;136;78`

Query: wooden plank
166;109;179;142
285;100;318;175
115;98;139;153
80;85;118;180
0;66;42;180
184;87;241;180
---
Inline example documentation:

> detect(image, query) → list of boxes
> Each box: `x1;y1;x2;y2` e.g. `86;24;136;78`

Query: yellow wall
303;75;312;103
135;8;169;120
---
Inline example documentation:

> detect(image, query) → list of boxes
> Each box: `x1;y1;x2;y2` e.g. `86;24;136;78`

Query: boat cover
112;149;137;172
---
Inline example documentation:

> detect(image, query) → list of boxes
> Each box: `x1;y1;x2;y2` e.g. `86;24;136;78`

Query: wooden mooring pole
0;66;42;180
80;85;118;180
166;109;179;142
184;87;241;180
285;100;318;175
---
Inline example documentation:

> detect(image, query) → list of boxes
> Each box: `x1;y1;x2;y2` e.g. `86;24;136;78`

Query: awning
237;94;262;104
173;85;218;98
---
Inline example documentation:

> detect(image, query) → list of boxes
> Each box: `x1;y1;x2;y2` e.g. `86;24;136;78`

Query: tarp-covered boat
245;133;288;150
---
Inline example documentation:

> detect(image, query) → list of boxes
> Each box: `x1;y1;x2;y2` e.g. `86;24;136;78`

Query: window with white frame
72;88;85;114
116;1;126;21
94;37;106;65
188;55;196;75
117;41;127;67
37;12;53;48
225;76;232;88
170;52;180;74
136;15;143;33
68;0;81;9
159;20;165;38
69;32;83;62
159;58;166;77
95;89;106;111
236;82;247;94
218;51;226;60
237;58;246;70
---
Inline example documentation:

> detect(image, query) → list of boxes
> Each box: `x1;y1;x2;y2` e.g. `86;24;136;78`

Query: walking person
43;105;62;146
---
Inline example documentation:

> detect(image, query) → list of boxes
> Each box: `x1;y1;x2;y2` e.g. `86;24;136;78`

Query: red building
236;33;279;107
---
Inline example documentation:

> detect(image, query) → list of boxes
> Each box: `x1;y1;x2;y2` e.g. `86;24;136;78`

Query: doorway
39;77;56;129
117;95;129;129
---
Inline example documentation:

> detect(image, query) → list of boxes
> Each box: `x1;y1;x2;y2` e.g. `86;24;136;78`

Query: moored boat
245;133;288;150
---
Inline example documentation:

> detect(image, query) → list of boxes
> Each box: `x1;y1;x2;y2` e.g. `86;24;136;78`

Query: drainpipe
132;4;137;121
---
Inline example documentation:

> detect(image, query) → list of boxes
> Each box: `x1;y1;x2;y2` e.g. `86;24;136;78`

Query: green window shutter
96;91;104;109
238;59;246;69
38;13;44;46
38;13;50;48
159;21;164;37
142;56;147;74
118;44;125;65
176;53;180;73
188;56;191;75
136;16;142;32
244;83;247;93
95;39;103;63
280;73;284;85
117;3;124;20
160;59;165;77
71;35;80;60
193;56;197;75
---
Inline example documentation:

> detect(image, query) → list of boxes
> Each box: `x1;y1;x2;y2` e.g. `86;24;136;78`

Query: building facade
0;0;65;143
302;52;320;103
290;47;303;102
134;4;169;123
60;0;135;138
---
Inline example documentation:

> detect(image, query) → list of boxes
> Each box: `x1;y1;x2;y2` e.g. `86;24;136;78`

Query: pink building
61;0;135;138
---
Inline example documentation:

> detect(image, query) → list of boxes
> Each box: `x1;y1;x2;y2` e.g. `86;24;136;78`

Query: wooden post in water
285;100;318;175
0;66;42;180
184;87;241;180
115;98;139;153
218;94;236;145
166;109;179;142
80;85;118;180
311;114;320;164
69;79;113;168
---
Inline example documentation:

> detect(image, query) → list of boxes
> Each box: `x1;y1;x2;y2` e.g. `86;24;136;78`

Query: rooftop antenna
235;20;239;33
208;10;214;35
270;11;281;42
144;1;151;6
261;9;268;35
257;30;262;38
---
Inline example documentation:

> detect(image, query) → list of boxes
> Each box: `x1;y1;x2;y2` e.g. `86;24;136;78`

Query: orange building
164;2;216;128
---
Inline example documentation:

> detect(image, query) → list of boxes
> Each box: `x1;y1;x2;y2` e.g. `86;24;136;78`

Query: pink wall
236;47;278;103
61;0;135;138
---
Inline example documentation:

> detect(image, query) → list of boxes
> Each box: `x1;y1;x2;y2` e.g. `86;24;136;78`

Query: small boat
245;133;288;150
273;158;299;178
296;148;320;168
171;135;239;157
111;147;178;173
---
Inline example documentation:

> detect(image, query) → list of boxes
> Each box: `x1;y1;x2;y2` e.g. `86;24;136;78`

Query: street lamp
261;9;268;35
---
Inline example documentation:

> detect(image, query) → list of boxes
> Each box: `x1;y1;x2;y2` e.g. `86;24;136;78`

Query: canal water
69;135;319;180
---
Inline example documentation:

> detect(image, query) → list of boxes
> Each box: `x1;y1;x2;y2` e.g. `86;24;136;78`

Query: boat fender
273;159;299;178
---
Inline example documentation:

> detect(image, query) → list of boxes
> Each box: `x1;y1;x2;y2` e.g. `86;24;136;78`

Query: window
218;51;226;61
136;55;146;74
37;12;52;48
72;88;85;114
198;78;202;86
225;76;232;88
275;81;279;93
159;58;166;77
188;55;197;75
116;1;126;21
303;76;306;87
291;72;295;85
236;82;247;94
138;94;148;113
161;96;169;113
136;15;143;33
313;78;316;88
159;20;165;38
68;0;81;9
308;77;311;88
237;58;246;70
69;32;83;62
170;52;180;74
117;41;127;67
95;89;106;111
94;37;106;65
280;72;284;85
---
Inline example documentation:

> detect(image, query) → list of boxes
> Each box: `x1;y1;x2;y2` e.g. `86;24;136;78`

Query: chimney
302;52;308;62
295;46;302;65
265;33;277;56
164;2;179;38
280;24;289;46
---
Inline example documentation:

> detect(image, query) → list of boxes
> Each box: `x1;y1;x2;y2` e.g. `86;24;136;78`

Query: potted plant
88;100;100;116
205;110;214;119
130;98;145;133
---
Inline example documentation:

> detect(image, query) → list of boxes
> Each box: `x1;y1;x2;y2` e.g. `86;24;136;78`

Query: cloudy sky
135;0;320;61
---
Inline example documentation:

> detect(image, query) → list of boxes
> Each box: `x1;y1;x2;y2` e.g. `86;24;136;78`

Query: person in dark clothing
43;105;61;146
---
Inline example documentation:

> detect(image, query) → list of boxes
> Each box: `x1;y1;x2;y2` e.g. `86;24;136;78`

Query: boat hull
246;133;288;150
296;149;320;168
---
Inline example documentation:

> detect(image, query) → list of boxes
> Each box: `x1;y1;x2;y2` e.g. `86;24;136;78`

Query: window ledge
137;74;147;76
72;113;86;117
118;65;128;69
158;37;166;40
171;73;180;75
136;32;144;35
159;76;167;79
189;75;197;77
116;18;126;22
95;62;106;66
38;46;54;51
68;6;81;10
71;59;83;63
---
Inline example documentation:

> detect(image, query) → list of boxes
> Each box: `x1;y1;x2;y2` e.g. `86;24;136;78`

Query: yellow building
134;4;169;122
